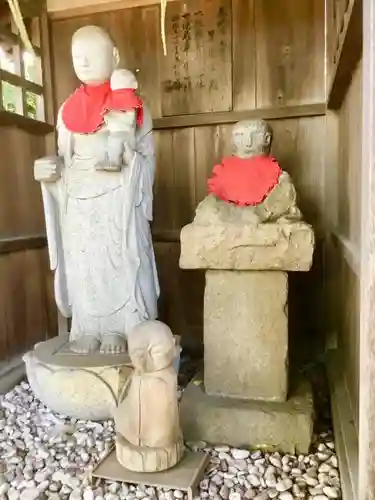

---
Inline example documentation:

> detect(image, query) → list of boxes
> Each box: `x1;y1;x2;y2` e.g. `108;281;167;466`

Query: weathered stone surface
204;270;288;402
179;202;314;271
180;375;313;454
24;336;132;420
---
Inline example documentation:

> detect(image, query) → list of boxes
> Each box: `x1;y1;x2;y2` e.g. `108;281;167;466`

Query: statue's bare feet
70;336;101;354
100;335;127;354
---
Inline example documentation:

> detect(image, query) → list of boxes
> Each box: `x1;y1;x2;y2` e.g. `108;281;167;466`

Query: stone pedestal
205;270;288;401
181;375;313;454
179;216;315;452
24;336;132;420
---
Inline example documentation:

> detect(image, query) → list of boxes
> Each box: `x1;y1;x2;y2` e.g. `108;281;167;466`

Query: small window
2;81;22;115
23;51;42;85
0;15;45;123
0;44;21;75
25;90;44;121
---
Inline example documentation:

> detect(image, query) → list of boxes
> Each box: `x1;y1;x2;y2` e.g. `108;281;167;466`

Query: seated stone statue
114;320;184;472
196;119;302;225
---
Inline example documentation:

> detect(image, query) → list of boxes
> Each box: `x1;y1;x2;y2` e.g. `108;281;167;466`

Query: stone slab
24;335;132;420
204;270;288;402
93;448;209;500
180;221;314;271
180;376;313;454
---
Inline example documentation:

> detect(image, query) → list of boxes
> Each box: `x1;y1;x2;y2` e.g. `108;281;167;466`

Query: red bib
207;155;282;206
62;81;144;134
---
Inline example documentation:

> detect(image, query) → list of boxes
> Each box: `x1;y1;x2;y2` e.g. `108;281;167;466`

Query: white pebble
231;449;250;460
323;486;340;499
228;493;241;500
276;478;293;492
247;475;260;487
278;493;293;500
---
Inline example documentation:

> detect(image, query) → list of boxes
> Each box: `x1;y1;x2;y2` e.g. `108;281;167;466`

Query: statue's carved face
128;321;175;373
232;121;272;157
72;27;119;84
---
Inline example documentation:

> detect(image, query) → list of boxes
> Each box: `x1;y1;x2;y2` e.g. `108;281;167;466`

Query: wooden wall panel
324;61;362;431
153;128;196;235
337;60;362;246
254;0;325;108
271;118;326;231
0;127;57;361
232;0;256;111
155;242;204;352
0;248;55;361
0;129;45;237
51;0;326;118
161;0;232;115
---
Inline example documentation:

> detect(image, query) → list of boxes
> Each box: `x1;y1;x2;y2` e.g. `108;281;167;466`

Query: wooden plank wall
50;0;326;353
325;61;362;432
0;128;57;361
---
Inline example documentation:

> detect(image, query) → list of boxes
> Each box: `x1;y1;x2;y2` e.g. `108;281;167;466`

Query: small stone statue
197;119;302;225
96;69;141;171
114;320;184;472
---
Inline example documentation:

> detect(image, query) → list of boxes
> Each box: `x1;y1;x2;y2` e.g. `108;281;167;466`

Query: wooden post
359;0;375;497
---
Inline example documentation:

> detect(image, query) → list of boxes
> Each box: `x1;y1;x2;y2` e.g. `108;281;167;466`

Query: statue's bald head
232;119;273;158
72;25;114;48
71;25;119;84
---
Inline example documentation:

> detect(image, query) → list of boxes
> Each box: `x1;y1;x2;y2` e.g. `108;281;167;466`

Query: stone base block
180;219;315;271
204;270;288;402
24;336;132;420
93;449;209;500
180;376;313;454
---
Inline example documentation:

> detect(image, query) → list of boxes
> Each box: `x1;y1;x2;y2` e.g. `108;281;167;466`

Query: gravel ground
0;362;341;500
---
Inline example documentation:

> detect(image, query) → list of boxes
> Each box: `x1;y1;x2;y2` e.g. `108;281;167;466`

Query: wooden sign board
160;0;232;116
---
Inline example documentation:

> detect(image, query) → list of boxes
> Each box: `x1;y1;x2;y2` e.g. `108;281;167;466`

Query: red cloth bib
62;81;144;134
207;155;282;206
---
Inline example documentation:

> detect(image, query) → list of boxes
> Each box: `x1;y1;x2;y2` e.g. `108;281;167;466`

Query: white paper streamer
161;0;167;56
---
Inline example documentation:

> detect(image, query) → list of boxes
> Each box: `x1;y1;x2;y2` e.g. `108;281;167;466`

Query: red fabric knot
62;81;144;134
207;155;282;206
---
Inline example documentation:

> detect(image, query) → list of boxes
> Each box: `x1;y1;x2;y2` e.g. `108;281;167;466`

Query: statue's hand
34;156;62;183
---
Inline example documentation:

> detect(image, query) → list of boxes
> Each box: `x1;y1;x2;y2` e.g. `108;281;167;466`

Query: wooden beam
153;103;327;130
359;0;375;497
328;0;362;110
48;0;179;20
327;350;359;500
0;235;47;254
40;7;56;130
0;69;44;96
0;109;53;134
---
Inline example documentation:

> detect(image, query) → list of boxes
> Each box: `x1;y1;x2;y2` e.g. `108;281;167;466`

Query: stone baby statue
114;320;184;472
196;119;302;225
97;68;142;171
